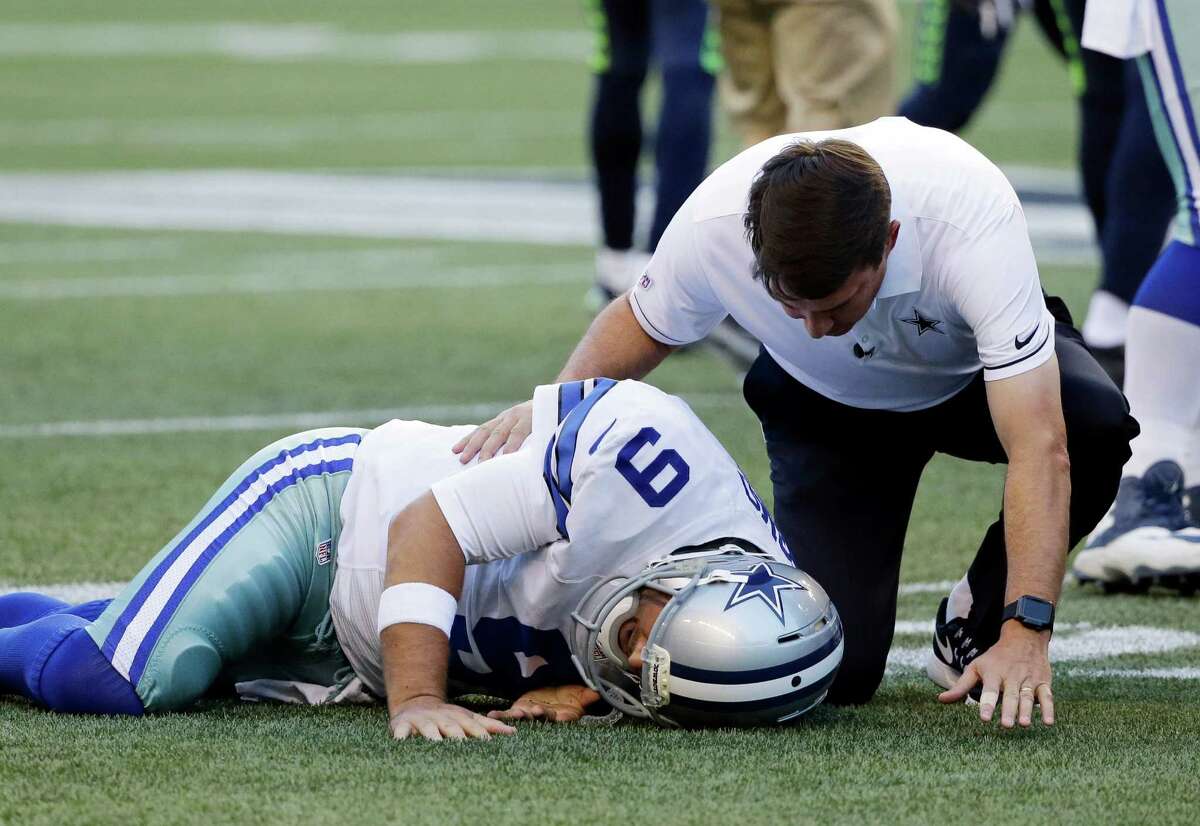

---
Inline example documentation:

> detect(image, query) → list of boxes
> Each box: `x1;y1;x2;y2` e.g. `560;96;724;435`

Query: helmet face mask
570;546;844;728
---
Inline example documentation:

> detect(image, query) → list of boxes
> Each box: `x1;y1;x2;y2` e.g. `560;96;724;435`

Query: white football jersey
333;379;793;698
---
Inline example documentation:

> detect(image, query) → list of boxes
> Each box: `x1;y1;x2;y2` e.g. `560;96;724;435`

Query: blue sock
0;592;70;629
0;614;143;715
57;599;113;623
1133;241;1200;325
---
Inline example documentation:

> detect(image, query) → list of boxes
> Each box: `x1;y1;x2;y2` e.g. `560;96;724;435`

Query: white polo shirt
630;117;1056;412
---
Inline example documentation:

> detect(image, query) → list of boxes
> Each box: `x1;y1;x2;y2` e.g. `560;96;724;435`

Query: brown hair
744;139;892;301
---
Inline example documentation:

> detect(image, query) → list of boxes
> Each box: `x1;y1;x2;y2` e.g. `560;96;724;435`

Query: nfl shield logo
315;539;333;566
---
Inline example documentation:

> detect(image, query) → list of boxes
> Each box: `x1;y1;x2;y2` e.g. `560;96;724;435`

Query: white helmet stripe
668;638;843;704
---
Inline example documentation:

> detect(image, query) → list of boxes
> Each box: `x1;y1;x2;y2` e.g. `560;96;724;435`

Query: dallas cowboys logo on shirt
900;308;944;336
723;562;807;623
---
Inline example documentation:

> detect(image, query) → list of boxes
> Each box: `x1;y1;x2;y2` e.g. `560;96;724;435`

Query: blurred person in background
587;0;721;307
1071;0;1200;593
900;0;1175;386
712;0;899;145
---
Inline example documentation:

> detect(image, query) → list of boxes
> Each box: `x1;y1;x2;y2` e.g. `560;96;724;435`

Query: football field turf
2;3;1198;824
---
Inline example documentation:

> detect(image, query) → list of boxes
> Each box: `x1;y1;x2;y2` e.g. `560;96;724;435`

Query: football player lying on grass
0;379;843;740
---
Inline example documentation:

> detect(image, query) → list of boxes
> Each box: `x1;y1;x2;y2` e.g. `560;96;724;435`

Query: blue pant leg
649;0;714;250
1100;61;1178;303
590;0;651;251
899;0;1008;132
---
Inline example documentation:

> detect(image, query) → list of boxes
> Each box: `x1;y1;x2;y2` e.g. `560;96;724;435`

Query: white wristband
376;582;458;639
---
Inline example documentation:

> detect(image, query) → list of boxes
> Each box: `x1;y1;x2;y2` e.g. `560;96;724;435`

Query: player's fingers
500;423;532;455
937;663;979;703
551;707;581;724
416;720;443;742
999;678;1020;729
1016;683;1036;728
476;425;512;462
479;715;517;736
437;719;467;741
457;716;491;741
391;719;412;740
1036;683;1055;726
454;427;492;464
486;708;520;720
978;677;1000;723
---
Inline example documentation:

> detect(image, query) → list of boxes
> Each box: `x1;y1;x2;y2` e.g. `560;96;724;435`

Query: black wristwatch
1001;595;1056;631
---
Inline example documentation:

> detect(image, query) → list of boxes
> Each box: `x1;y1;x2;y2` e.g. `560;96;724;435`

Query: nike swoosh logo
1015;326;1039;349
934;632;955;667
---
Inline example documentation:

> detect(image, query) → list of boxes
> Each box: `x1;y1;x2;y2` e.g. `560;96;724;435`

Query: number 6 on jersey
615;427;691;507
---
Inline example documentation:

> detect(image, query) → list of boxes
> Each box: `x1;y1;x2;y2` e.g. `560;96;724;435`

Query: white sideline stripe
887;625;1200;672
0;581;125;603
669;639;843;703
0;394;745;439
895;581;957;596
109;439;360;679
0;238;184;263
1072;667;1200;680
0;263;584;300
0;170;1085;256
6;580;1197;682
0;24;591;64
0;111;580;148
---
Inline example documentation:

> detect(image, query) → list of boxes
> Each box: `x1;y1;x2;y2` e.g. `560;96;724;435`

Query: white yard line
0;393;744;438
5;580;1197;680
0;24;592;64
0;111;581;149
0;238;185;263
0;170;1085;258
0;262;583;300
887;625;1200;672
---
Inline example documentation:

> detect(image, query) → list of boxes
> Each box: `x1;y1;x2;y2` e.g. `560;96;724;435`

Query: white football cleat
1073;460;1200;595
586;247;651;314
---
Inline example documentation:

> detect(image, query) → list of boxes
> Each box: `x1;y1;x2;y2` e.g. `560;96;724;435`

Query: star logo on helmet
723;563;806;624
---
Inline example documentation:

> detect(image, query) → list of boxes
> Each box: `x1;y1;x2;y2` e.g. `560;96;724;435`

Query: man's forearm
1001;447;1071;605
381;492;466;718
558;294;675;381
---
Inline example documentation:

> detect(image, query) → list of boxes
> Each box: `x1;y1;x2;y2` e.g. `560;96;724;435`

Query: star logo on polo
900;308;944;336
723;563;807;624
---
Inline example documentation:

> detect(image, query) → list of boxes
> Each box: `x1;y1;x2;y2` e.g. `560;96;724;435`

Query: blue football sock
0;592;70;629
0;614;143;714
1134;241;1200;325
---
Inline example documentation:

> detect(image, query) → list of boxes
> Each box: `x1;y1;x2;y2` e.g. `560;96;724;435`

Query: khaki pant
714;0;898;144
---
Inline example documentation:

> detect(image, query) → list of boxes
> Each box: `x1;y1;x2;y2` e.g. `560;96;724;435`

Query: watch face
1020;597;1055;627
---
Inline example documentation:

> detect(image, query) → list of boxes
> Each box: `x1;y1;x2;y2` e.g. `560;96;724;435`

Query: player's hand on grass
452;401;534;464
938;623;1055;728
389;695;517;742
486;685;602;724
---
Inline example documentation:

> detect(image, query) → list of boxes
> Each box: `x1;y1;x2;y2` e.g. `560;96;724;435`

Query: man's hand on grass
486;685;603;724
938;623;1055;728
390;695;517;742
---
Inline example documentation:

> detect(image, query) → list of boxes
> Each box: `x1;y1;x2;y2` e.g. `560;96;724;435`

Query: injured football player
1;379;843;740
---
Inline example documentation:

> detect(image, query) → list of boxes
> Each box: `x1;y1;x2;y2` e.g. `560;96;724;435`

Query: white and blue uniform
0;380;790;714
331;379;793;699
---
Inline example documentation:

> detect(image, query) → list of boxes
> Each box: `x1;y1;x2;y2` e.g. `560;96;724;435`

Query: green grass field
2;3;1198;825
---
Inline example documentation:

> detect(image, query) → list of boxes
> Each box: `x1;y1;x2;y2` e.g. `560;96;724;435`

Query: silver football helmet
570;543;843;728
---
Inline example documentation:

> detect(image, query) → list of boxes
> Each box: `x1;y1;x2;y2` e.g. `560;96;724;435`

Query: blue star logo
723;563;807;624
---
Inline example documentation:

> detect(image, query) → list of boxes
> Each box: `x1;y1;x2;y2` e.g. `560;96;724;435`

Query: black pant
742;300;1138;704
590;0;715;251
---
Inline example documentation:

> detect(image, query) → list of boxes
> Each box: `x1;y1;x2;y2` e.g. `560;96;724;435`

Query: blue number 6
616;427;691;507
